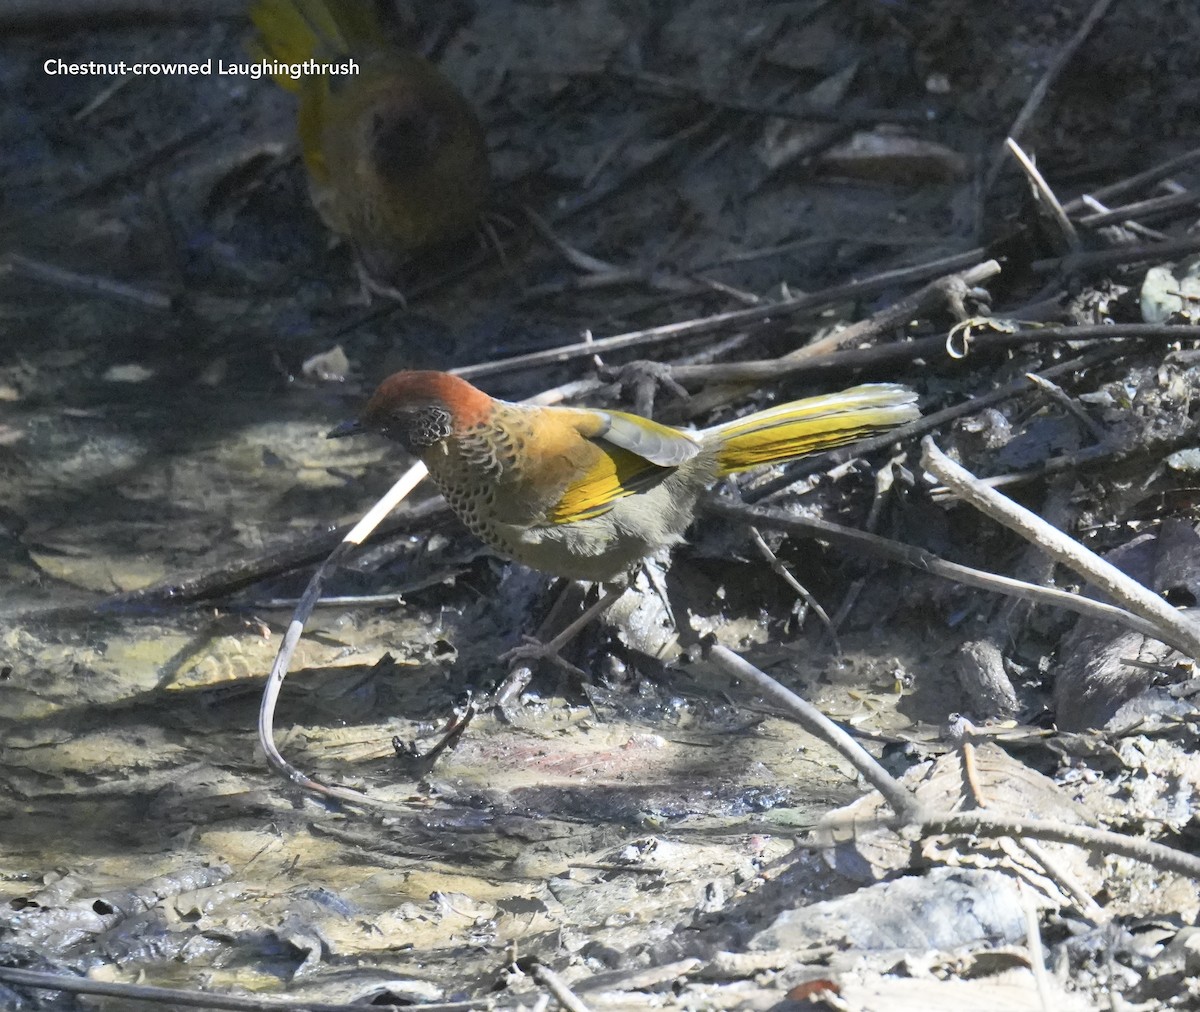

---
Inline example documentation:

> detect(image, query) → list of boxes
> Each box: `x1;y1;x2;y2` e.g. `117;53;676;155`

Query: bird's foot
477;211;515;266
601;359;690;417
353;259;409;306
498;582;629;683
499;635;587;679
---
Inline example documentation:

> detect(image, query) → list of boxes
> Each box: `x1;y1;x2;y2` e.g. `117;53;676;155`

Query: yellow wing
548;410;700;524
549;447;671;524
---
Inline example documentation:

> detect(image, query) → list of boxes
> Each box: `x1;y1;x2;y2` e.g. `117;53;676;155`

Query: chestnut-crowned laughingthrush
330;371;920;583
250;0;489;285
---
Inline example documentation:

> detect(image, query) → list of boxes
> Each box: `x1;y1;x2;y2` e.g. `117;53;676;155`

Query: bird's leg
492;581;580;711
476;211;514;266
353;257;409;306
498;580;630;679
639;559;676;630
601;359;690;417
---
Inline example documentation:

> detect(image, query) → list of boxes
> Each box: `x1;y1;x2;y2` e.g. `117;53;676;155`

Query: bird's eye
385;404;452;449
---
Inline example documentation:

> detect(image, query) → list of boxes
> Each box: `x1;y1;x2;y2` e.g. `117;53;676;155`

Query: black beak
327;419;366;439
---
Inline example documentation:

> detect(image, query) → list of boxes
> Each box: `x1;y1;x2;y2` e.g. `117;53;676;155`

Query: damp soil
3;0;1200;1008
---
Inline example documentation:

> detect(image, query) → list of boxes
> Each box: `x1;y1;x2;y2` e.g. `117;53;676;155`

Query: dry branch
922;437;1200;660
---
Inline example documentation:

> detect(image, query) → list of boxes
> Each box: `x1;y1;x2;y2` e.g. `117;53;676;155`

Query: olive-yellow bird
330;372;919;582
250;0;489;284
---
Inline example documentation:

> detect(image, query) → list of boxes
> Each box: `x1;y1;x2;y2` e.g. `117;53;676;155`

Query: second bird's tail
704;384;919;478
250;0;381;89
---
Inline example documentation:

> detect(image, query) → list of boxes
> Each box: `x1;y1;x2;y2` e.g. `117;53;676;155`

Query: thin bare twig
1031;233;1200;275
1077;195;1167;241
451;249;991;381
551;113;720;223
959;732;1103;918
588;66;926;126
1021;883;1055;1012
574;959;701;994
1063;145;1200;213
708;645;1200;880
782;261;1000;364
57;118;221;210
0;964;502;1012
983;0;1117;195
520;206;697;302
1075;188;1200;228
531;962;594;1012
1005;138;1080;250
635;259;999;422
749;526;840;654
256;462;430;811
523;205;692;293
4;494;448;621
3;253;173;310
661;322;1183;390
705;643;921;820
1024;373;1107;442
398;692;481;762
908;811;1200;880
72;74;134;120
688;230;954;275
831;461;900;630
580;121;640;190
703;496;1178;644
1020;837;1105;921
921;437;1200;659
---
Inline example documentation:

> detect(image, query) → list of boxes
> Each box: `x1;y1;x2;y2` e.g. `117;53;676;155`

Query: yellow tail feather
249;0;382;90
707;384;918;477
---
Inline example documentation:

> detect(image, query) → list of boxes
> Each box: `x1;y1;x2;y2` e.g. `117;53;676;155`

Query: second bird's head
328;371;492;454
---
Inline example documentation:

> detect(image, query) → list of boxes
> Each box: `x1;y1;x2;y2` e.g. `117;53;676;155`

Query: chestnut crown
353;371;493;451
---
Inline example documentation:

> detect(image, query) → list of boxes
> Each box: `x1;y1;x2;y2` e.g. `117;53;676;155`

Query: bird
249;0;490;287
329;371;920;583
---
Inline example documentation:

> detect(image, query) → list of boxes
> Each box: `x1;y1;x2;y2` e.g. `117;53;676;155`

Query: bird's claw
500;636;587;678
602;360;690;417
